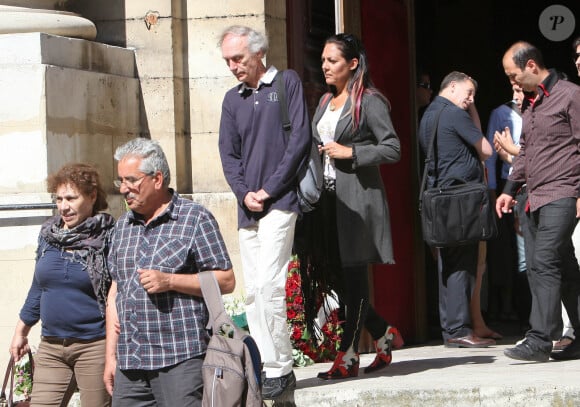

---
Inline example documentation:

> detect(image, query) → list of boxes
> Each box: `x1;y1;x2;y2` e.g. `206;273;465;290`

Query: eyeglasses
113;174;150;189
418;82;431;90
574;52;580;62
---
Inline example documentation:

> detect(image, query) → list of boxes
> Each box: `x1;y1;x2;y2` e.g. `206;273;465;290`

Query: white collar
238;66;278;93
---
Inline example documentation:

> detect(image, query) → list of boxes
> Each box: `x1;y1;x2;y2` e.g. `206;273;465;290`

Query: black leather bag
420;179;497;247
418;107;497;247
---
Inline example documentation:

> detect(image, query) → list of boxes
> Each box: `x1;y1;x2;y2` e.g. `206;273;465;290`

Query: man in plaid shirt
104;138;235;406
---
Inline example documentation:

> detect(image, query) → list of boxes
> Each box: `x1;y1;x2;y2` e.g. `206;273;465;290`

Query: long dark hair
324;33;389;129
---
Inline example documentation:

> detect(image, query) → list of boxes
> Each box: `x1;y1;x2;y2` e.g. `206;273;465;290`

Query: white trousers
239;209;297;378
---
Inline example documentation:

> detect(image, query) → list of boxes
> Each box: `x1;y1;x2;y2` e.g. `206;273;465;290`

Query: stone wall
0;0;288;354
0;32;141;354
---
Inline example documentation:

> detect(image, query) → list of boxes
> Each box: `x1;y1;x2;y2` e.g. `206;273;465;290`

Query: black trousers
338;264;389;352
438;243;478;341
318;189;388;352
522;198;580;352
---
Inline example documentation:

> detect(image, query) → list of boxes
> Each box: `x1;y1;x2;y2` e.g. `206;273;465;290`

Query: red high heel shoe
317;348;359;380
364;326;403;374
389;326;404;349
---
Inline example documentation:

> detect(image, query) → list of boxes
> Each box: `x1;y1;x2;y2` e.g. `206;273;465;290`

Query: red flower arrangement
286;255;342;365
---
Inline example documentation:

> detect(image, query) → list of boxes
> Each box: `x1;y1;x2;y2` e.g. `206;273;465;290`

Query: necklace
329;94;345;111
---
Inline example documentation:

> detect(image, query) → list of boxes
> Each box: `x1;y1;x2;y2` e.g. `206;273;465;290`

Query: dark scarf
40;212;115;316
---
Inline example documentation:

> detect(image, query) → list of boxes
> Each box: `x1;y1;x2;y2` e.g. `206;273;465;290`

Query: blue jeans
523;198;580;351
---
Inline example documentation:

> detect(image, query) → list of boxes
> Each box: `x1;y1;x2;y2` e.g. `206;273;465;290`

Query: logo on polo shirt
267;91;279;103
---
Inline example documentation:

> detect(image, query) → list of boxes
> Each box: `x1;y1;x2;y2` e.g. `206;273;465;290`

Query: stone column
0;1;142;357
0;0;96;40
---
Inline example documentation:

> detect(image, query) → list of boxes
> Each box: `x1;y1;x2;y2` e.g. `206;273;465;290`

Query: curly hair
47;163;108;213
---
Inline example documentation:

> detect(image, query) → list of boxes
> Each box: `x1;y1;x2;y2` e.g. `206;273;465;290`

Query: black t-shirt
419;96;484;188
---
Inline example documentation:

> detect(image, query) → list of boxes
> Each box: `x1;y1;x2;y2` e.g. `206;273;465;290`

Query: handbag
275;71;323;212
1;352;34;407
418;107;497;247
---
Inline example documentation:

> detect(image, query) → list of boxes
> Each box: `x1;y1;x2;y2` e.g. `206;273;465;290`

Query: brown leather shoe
445;335;495;348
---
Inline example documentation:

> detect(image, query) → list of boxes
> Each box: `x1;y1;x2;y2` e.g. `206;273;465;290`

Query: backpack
198;272;264;407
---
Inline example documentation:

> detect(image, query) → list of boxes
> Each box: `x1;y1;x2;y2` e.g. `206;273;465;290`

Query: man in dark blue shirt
218;25;310;400
419;71;493;348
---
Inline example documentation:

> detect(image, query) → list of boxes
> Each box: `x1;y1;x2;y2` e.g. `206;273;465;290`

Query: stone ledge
267;341;580;406
0;33;136;77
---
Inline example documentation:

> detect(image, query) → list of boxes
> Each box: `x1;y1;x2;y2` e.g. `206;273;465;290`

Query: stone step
266;339;580;406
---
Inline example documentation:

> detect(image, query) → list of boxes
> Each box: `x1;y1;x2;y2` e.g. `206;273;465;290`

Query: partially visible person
104;138;235;406
10;163;114;407
309;33;402;380
419;71;495;348
497;41;580;362
493;84;532;330
218;25;310;399
416;67;433;117
573;36;580;77
484;82;524;326
553;36;580;352
562;35;580;351
415;67;441;340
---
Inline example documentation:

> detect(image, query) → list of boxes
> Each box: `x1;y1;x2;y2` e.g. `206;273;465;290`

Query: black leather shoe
262;371;296;399
551;338;580;361
445;335;495;348
504;340;549;362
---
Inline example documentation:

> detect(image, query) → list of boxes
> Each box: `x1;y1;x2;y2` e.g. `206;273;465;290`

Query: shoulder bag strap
418;106;446;210
198;271;241;337
1;355;13;401
275;70;291;138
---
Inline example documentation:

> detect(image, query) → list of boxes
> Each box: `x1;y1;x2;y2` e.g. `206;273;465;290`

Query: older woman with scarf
9;163;114;406
311;33;402;380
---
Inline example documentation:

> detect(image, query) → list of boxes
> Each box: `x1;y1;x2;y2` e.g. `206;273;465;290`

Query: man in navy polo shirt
218;25;311;399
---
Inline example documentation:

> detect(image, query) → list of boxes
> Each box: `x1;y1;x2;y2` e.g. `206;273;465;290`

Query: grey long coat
312;92;401;266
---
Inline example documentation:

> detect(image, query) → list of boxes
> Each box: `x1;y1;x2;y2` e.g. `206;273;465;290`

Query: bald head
502;41;548;93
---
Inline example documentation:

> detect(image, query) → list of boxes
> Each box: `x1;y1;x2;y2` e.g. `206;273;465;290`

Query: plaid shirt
108;191;232;370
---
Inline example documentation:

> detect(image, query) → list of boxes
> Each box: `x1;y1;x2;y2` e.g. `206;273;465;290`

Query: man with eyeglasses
497;41;580;363
104;138;235;406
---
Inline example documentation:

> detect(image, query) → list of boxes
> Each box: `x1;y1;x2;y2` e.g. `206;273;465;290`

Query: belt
42;336;105;346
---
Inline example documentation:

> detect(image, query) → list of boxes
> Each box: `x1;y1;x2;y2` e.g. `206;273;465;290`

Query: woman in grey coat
313;33;403;380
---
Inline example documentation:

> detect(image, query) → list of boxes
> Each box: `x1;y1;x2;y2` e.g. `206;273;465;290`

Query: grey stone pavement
267;337;580;407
